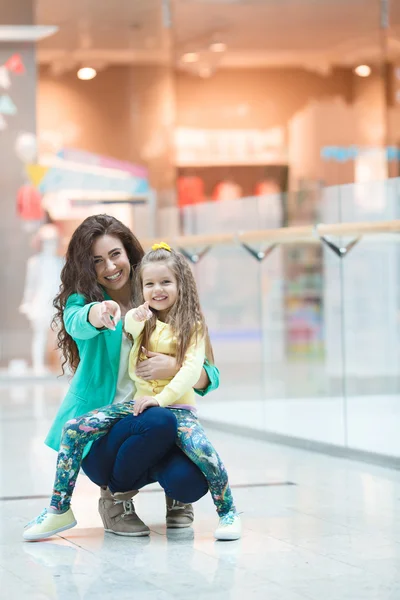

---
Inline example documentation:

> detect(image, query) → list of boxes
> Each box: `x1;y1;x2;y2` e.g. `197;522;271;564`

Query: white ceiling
36;0;171;70
35;0;400;75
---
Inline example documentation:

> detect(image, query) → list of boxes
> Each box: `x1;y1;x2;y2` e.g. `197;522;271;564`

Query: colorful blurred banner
25;156;149;196
38;167;149;195
57;148;149;179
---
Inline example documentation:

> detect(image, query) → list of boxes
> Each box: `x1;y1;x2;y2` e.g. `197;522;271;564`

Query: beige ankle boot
98;487;150;537
165;495;194;528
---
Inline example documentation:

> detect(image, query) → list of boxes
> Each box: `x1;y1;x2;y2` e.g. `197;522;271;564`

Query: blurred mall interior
1;0;400;598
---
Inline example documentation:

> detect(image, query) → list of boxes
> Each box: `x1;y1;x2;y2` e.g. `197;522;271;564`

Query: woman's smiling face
92;235;131;292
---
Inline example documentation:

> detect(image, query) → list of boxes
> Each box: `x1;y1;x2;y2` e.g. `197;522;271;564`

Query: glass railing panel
341;231;400;457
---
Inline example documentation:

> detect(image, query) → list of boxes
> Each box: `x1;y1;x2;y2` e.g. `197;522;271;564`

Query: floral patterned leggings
50;401;235;517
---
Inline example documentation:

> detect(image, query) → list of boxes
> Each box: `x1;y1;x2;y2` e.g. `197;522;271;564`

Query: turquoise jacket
45;293;220;458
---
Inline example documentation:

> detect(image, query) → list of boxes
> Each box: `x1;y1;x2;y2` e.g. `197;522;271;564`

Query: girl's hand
133;301;153;322
136;348;179;380
99;301;121;331
133;396;160;415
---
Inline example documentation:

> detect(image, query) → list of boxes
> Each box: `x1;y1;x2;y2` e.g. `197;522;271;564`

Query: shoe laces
25;508;48;528
122;500;135;516
168;499;188;511
219;511;237;526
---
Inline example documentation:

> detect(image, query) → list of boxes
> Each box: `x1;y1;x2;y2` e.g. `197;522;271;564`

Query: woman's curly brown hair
134;247;214;367
53;214;144;374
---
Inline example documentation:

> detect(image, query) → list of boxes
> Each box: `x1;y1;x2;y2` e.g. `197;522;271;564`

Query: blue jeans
81;407;208;503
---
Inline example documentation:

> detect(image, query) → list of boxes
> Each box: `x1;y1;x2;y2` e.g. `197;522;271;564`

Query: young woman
24;243;240;542
24;215;219;539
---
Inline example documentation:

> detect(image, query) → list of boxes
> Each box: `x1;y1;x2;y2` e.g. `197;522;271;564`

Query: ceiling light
354;65;371;77
77;67;97;80
209;42;227;53
182;52;199;64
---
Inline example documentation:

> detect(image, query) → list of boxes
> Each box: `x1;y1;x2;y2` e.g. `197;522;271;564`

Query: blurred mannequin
20;224;63;375
212;180;243;202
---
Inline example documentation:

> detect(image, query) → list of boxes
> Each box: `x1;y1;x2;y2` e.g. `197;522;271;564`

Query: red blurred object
5;54;25;74
17;184;44;221
254;180;281;196
177;176;205;206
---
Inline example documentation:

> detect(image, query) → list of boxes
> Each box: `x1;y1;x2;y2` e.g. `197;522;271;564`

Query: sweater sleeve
63;294;107;340
194;361;220;396
155;335;206;407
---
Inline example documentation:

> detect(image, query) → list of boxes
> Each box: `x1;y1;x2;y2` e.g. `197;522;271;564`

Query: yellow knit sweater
125;311;205;408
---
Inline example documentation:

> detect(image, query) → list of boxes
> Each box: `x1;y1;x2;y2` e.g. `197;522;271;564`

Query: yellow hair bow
151;242;171;252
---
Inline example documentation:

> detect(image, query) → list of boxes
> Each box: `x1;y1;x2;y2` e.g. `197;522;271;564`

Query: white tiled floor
1;382;400;599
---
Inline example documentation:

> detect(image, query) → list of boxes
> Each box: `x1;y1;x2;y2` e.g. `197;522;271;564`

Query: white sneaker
214;511;241;541
23;508;77;542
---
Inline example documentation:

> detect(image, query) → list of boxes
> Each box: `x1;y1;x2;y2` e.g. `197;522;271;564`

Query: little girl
24;243;241;542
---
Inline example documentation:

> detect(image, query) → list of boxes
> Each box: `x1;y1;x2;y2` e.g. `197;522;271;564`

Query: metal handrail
141;219;400;250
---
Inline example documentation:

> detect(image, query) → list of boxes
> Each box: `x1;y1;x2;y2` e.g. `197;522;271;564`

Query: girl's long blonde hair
134;247;214;367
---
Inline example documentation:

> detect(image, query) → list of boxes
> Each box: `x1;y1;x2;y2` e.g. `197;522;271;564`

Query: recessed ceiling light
77;67;97;80
354;65;371;77
182;52;199;63
209;42;227;53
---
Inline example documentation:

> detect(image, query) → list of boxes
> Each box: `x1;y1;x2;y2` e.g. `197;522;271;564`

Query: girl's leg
170;409;236;517
50;400;136;512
